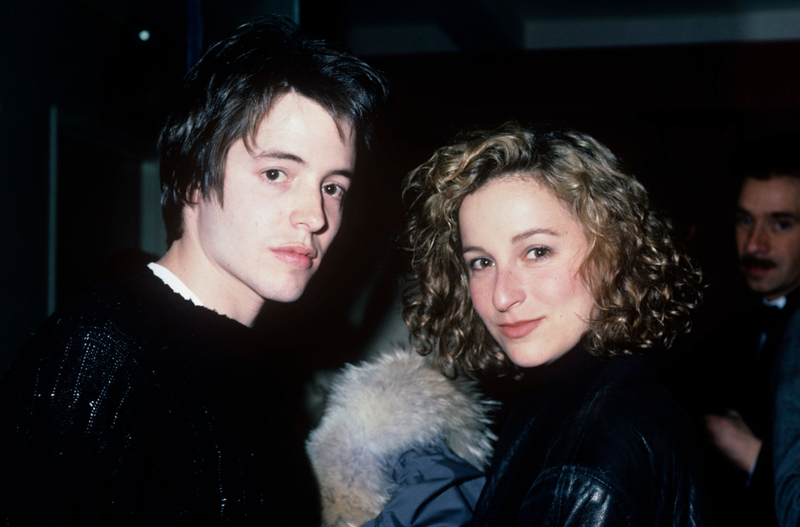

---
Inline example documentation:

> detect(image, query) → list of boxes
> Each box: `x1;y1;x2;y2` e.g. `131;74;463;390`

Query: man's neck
157;240;262;327
148;262;204;306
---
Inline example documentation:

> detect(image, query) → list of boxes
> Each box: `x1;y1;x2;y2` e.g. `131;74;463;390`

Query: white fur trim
306;348;496;527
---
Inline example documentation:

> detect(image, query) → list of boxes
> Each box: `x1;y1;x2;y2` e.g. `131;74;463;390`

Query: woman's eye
527;247;550;259
469;257;493;270
322;183;347;199
263;169;287;182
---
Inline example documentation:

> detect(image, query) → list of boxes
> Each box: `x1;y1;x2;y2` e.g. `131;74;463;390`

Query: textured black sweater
0;266;318;525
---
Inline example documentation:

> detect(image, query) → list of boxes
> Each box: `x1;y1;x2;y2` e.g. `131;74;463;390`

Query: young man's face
184;91;356;320
735;175;800;300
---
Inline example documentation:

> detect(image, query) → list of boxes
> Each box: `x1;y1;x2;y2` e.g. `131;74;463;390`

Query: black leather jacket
470;347;711;527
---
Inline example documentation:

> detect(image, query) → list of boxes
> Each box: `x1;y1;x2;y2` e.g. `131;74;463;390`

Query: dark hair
158;16;389;245
402;122;703;377
732;133;800;183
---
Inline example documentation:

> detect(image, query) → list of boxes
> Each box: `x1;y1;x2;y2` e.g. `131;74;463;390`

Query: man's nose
291;187;326;233
746;224;770;254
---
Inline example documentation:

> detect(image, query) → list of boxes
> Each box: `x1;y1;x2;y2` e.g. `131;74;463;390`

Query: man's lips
498;318;543;339
744;266;775;279
740;255;777;278
740;255;776;270
271;245;317;269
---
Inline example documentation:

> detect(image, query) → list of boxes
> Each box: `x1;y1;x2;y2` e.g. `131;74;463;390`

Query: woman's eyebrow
462;227;560;255
511;228;559;244
462;244;483;255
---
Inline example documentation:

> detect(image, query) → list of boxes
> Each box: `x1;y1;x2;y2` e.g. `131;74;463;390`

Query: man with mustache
702;134;800;526
0;17;387;525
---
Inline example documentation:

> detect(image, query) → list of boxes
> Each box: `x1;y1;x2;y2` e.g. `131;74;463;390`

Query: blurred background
3;0;800;377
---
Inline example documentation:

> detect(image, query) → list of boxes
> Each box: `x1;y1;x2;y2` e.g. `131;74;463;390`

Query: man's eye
263;169;287;182
735;215;752;227
776;221;794;232
322;183;346;199
469;257;493;270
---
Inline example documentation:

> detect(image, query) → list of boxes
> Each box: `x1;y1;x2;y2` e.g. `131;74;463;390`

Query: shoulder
563;359;699;475
474;354;710;527
12;265;213;367
0;267;190;429
534;360;706;524
11;268;172;373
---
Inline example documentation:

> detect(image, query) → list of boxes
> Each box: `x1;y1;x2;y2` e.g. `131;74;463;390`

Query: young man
0;17;387;525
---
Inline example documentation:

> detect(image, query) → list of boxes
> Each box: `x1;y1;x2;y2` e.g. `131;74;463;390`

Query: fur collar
306;349;496;527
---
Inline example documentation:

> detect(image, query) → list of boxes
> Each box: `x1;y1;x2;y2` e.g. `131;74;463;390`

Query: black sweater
0;267;318;525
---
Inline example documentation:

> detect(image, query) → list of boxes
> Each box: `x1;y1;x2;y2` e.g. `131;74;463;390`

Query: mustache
740;254;777;269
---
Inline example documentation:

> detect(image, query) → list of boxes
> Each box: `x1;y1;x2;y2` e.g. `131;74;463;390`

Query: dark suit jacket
683;289;800;527
771;305;800;527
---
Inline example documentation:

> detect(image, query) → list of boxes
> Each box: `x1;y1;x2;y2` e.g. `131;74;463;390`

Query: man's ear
180;188;203;230
186;186;203;206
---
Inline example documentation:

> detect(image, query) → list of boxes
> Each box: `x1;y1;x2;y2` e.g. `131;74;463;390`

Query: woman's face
459;175;595;367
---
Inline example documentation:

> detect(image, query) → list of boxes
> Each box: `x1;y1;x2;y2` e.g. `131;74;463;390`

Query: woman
402;123;710;526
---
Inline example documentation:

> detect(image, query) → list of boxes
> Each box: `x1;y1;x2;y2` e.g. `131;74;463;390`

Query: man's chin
743;271;775;292
259;284;308;304
745;278;799;301
746;277;772;292
272;290;305;303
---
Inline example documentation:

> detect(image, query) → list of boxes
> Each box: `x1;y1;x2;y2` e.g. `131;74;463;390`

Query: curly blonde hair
402;122;702;377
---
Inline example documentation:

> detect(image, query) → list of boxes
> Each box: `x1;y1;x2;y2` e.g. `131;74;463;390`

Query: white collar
764;296;787;309
147;262;204;307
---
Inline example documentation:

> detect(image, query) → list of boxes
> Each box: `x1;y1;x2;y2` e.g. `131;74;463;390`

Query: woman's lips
498;318;543;339
271;246;316;269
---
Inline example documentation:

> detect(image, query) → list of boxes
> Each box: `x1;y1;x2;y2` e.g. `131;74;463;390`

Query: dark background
3;0;800;376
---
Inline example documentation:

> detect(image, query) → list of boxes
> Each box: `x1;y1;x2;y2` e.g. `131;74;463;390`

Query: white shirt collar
147;262;204;307
764;296;787;309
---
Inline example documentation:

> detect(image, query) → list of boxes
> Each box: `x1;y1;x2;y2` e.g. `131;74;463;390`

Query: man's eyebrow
771;212;800;221
252;149;353;179
252;150;305;164
736;205;800;219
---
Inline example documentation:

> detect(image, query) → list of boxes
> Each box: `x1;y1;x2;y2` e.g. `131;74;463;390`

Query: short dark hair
158;16;389;245
402;122;702;377
732;133;800;183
